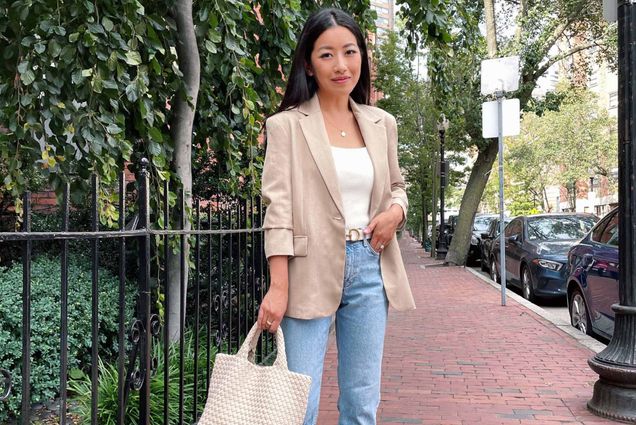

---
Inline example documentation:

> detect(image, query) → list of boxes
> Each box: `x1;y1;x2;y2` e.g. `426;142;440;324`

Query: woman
257;8;415;425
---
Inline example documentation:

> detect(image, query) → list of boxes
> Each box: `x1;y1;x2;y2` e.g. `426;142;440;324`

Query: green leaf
71;70;85;85
224;35;245;55
106;124;122;135
204;40;217;54
69;32;80;43
21;36;35;47
34;42;46;54
102;17;114;32
17;61;28;73
20;70;35;86
124;51;142;66
148;141;161;156
87;23;105;35
125;83;138;102
53;26;66;36
102;79;118;90
48;39;62;57
148;127;163;143
152;155;165;168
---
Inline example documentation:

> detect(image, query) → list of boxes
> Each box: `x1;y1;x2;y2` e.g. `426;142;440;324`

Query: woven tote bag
198;322;311;425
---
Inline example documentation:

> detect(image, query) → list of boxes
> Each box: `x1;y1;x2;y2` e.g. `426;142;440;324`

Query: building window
376;17;389;26
609;91;618;109
589;73;598;88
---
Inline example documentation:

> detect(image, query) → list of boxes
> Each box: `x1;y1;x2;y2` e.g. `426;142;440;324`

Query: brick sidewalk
318;235;617;424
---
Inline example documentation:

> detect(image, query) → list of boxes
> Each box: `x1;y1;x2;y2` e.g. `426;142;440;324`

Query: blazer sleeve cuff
264;228;294;259
391;199;408;232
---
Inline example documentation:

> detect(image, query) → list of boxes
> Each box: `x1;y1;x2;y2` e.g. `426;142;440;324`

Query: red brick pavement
317;235;617;425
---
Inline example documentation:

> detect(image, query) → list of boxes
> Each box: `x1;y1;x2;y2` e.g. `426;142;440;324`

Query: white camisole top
330;146;374;230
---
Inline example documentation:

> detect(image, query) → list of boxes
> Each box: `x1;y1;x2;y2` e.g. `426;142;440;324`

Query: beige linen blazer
261;93;416;319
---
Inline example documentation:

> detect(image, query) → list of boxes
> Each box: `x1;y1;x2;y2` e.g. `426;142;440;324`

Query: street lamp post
436;114;449;261
587;1;636;421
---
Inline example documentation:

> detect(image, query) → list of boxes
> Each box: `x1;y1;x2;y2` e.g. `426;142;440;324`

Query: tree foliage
506;87;616;210
0;0;378;214
399;0;617;264
373;31;435;241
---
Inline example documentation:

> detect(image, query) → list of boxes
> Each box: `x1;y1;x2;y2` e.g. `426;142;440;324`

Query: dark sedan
491;213;598;302
480;216;510;274
566;207;618;339
469;214;499;265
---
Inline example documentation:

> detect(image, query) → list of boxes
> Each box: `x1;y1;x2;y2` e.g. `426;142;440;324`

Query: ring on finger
266;319;273;327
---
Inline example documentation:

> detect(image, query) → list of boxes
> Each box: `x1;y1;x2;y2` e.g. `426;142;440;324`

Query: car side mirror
481;232;490;240
508;234;520;243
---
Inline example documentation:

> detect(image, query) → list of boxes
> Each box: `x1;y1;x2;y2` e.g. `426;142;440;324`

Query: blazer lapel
298;95;346;219
297;94;389;221
350;98;388;219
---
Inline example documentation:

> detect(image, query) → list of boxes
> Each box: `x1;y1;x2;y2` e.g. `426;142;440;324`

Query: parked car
491;213;598;302
480;216;511;273
470;214;499;265
566;207;618;339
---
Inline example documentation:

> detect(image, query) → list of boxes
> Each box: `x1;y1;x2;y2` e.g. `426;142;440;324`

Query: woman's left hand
364;204;404;253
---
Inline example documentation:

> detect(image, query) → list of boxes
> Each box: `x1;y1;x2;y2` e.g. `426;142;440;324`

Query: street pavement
317;235;618;424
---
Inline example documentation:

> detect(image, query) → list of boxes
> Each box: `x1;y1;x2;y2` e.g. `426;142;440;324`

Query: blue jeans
281;238;389;425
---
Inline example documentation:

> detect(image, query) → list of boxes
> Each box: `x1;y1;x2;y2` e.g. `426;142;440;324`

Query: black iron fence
0;160;272;424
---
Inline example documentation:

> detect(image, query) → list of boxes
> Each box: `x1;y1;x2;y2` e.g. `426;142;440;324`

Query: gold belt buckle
347;228;362;241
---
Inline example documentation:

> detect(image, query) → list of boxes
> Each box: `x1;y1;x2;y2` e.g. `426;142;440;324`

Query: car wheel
570;289;592;336
521;265;536;303
490;257;500;283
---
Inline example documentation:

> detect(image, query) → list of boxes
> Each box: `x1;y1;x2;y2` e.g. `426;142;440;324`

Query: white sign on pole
480;56;520;95
603;0;617;22
482;99;521;138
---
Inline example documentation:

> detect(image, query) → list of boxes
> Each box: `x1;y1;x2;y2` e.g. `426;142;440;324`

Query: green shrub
69;330;214;424
0;254;136;422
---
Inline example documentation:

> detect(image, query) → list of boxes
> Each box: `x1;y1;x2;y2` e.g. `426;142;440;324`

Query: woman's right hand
257;255;289;333
257;283;288;334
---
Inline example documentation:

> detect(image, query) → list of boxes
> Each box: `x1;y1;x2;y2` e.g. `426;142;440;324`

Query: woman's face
306;25;362;97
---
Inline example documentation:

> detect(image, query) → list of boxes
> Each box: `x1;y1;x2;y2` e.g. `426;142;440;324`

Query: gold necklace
323;113;348;138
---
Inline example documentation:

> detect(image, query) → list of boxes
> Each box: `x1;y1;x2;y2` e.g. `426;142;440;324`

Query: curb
465;267;608;354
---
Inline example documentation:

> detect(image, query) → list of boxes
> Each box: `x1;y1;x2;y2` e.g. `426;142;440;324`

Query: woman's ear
305;61;314;77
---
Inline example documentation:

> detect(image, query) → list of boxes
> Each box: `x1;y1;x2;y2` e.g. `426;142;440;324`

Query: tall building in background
369;0;395;104
371;0;395;44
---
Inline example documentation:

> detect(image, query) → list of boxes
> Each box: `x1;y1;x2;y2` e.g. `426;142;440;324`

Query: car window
474;216;495;232
600;212;619;246
505;219;521;237
526;216;596;241
490;218;510;237
591;214;611;243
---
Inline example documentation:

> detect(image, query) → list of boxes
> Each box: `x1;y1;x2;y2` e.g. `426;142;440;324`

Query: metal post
138;159;151;424
21;192;32;424
587;0;636;420
496;91;507;306
436;115;449;261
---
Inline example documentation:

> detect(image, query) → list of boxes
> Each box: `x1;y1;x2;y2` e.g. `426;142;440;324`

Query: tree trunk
167;0;200;341
483;0;498;57
443;0;499;265
445;139;499;265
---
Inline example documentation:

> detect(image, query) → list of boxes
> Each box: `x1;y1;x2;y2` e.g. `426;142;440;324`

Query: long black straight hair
277;8;371;112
